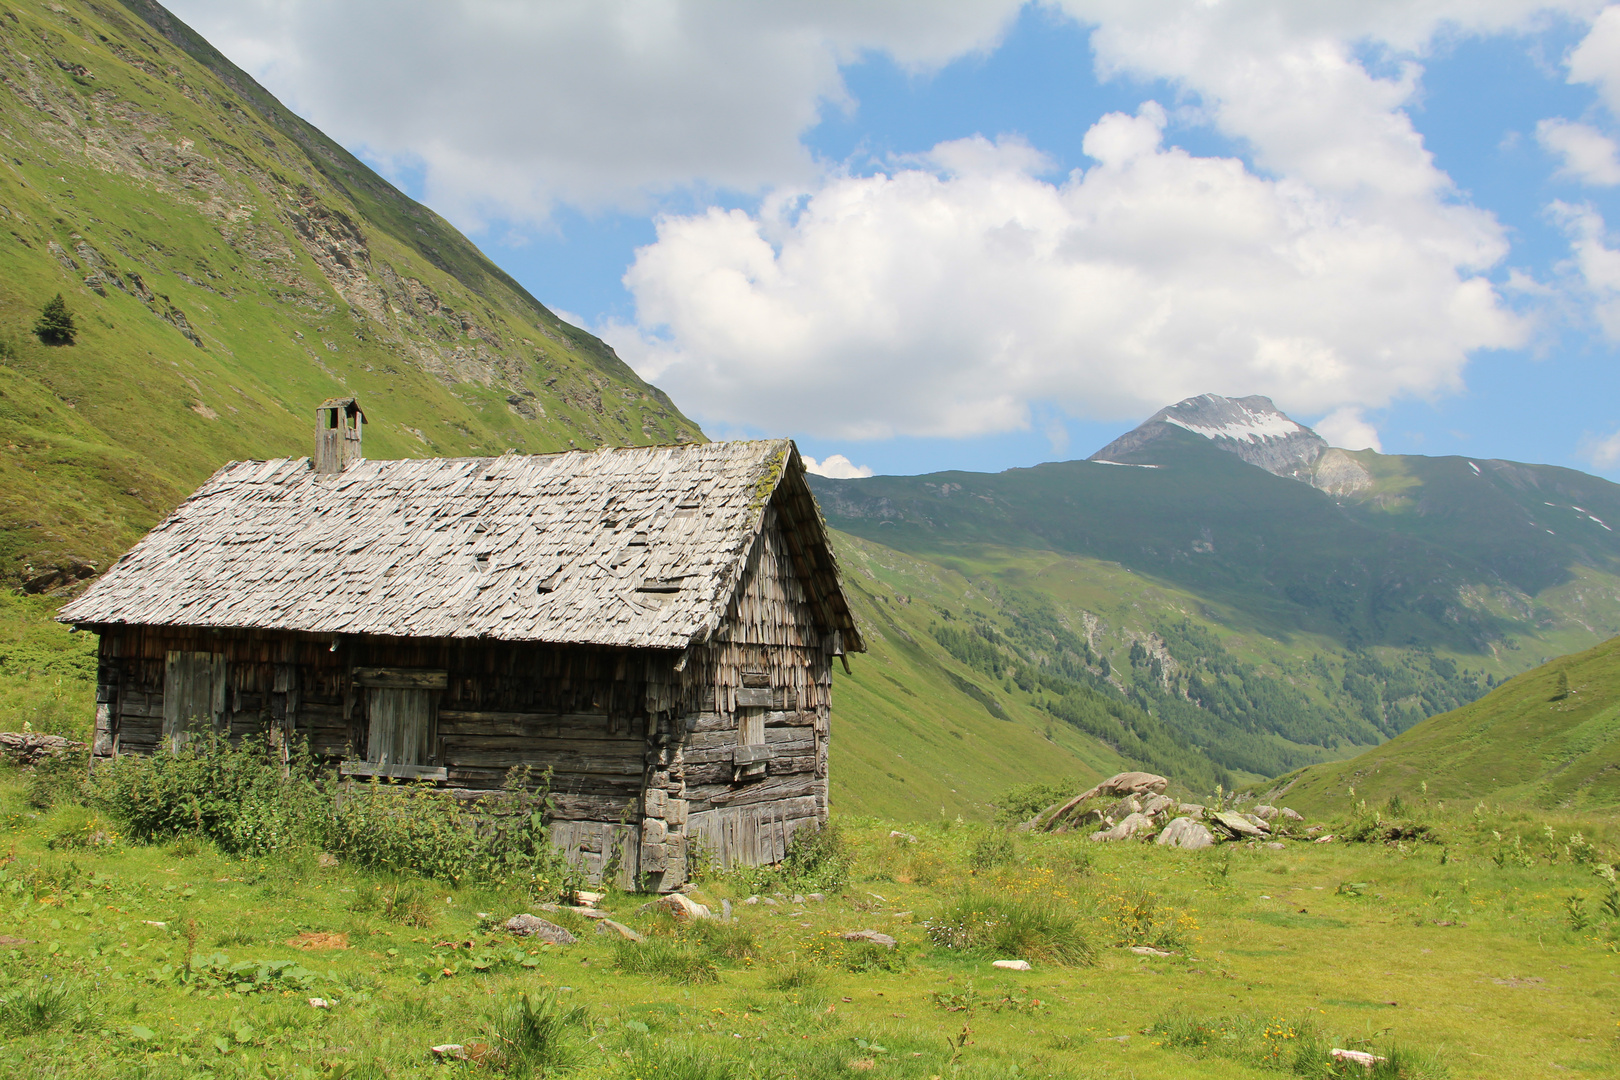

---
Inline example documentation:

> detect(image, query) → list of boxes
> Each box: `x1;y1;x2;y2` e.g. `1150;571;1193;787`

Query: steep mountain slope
0;0;698;588
1273;635;1620;814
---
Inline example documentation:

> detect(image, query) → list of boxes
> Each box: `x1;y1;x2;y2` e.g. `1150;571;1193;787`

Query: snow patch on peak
1163;411;1308;445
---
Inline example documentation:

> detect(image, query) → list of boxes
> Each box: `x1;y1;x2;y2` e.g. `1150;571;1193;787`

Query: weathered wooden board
353;667;449;690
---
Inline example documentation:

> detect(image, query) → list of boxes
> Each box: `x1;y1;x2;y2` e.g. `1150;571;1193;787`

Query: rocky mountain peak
1090;394;1369;492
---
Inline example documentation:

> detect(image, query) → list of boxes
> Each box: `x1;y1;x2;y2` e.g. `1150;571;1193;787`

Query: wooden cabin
59;398;863;891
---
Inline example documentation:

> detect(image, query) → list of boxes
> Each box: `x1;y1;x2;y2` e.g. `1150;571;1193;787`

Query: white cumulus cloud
612;110;1523;439
802;454;874;478
1314;407;1384;453
1568;4;1620;114
1538;118;1620;185
163;0;1025;227
1551;201;1620;338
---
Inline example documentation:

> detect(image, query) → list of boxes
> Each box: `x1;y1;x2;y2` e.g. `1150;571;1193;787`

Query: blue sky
175;1;1620;479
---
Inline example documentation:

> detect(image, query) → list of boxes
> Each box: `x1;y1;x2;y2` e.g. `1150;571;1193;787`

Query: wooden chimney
314;397;364;474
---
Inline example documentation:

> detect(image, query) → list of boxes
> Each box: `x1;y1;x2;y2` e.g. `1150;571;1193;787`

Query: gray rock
1265;841;1286;850
1141;793;1175;817
1178;803;1206;817
1211;811;1267;839
504;914;577;944
1155;816;1216;850
1277;807;1304;822
1091;812;1156;843
842;929;896;948
1252;805;1280;821
1240;813;1272;833
807;893;825;903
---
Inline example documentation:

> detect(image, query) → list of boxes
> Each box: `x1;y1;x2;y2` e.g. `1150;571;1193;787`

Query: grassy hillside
0;0;699;587
1275;633;1620;815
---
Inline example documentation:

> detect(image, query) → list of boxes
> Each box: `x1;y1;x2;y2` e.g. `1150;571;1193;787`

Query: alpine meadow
0;3;1617;1080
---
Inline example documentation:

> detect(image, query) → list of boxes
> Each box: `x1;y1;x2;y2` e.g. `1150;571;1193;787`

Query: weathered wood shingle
61;440;861;651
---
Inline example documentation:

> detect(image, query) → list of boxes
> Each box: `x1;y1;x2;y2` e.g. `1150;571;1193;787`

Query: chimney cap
317;397;365;423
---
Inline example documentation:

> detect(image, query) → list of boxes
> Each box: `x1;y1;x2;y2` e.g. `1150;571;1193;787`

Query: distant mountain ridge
1093;393;1372;494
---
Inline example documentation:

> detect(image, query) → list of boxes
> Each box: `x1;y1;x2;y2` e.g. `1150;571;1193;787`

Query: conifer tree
33;293;75;345
1553;669;1570;701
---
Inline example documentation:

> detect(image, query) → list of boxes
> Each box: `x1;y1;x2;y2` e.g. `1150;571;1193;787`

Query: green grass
1;765;1619;1078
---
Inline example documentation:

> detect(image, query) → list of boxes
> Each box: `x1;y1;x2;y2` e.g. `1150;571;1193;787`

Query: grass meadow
0;755;1616;1080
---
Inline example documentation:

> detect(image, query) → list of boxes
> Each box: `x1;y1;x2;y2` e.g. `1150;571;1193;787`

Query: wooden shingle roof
60;439;862;651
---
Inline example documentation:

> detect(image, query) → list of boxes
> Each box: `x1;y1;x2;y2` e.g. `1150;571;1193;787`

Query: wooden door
162;651;227;753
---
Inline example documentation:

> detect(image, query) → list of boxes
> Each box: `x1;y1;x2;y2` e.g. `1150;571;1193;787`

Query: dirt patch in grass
286;931;349;950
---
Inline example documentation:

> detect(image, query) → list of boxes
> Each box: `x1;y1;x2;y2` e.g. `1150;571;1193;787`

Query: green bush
968;830;1017;871
89;734;322;855
926;892;1095;966
993;780;1073;826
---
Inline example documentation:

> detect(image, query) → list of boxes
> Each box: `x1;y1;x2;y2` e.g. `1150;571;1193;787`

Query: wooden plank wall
92;628;654;833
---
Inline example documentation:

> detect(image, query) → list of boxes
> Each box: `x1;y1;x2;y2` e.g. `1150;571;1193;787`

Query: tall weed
926;892;1095;965
89;734;321;855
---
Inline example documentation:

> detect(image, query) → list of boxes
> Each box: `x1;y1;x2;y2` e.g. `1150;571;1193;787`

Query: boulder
1240;813;1272;833
1079;772;1169;800
1141;793;1176;817
1155;817;1216;850
1104;795;1144;822
1330;1048;1387;1070
1178;803;1206;817
1129;946;1174;957
1264;841;1286;850
1210;811;1267;839
1252;805;1279;821
503;914;577;944
1091;812;1156;843
1277;807;1304;822
842;930;896;948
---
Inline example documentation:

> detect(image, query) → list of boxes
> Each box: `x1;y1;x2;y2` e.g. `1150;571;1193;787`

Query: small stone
1252;805;1280;821
1265;841;1285;850
842;930;896;948
762;897;779;906
791;894;806;905
503;914;577;944
430;1045;466;1060
316;853;338;869
308;998;331;1008
807;893;825;903
888;830;918;842
1314;834;1336;844
991;959;1031;971
743;896;760;905
722;898;733;920
1277;807;1304;822
596;919;645;943
1129;946;1173;957
640;893;712;921
1330;1048;1387;1069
